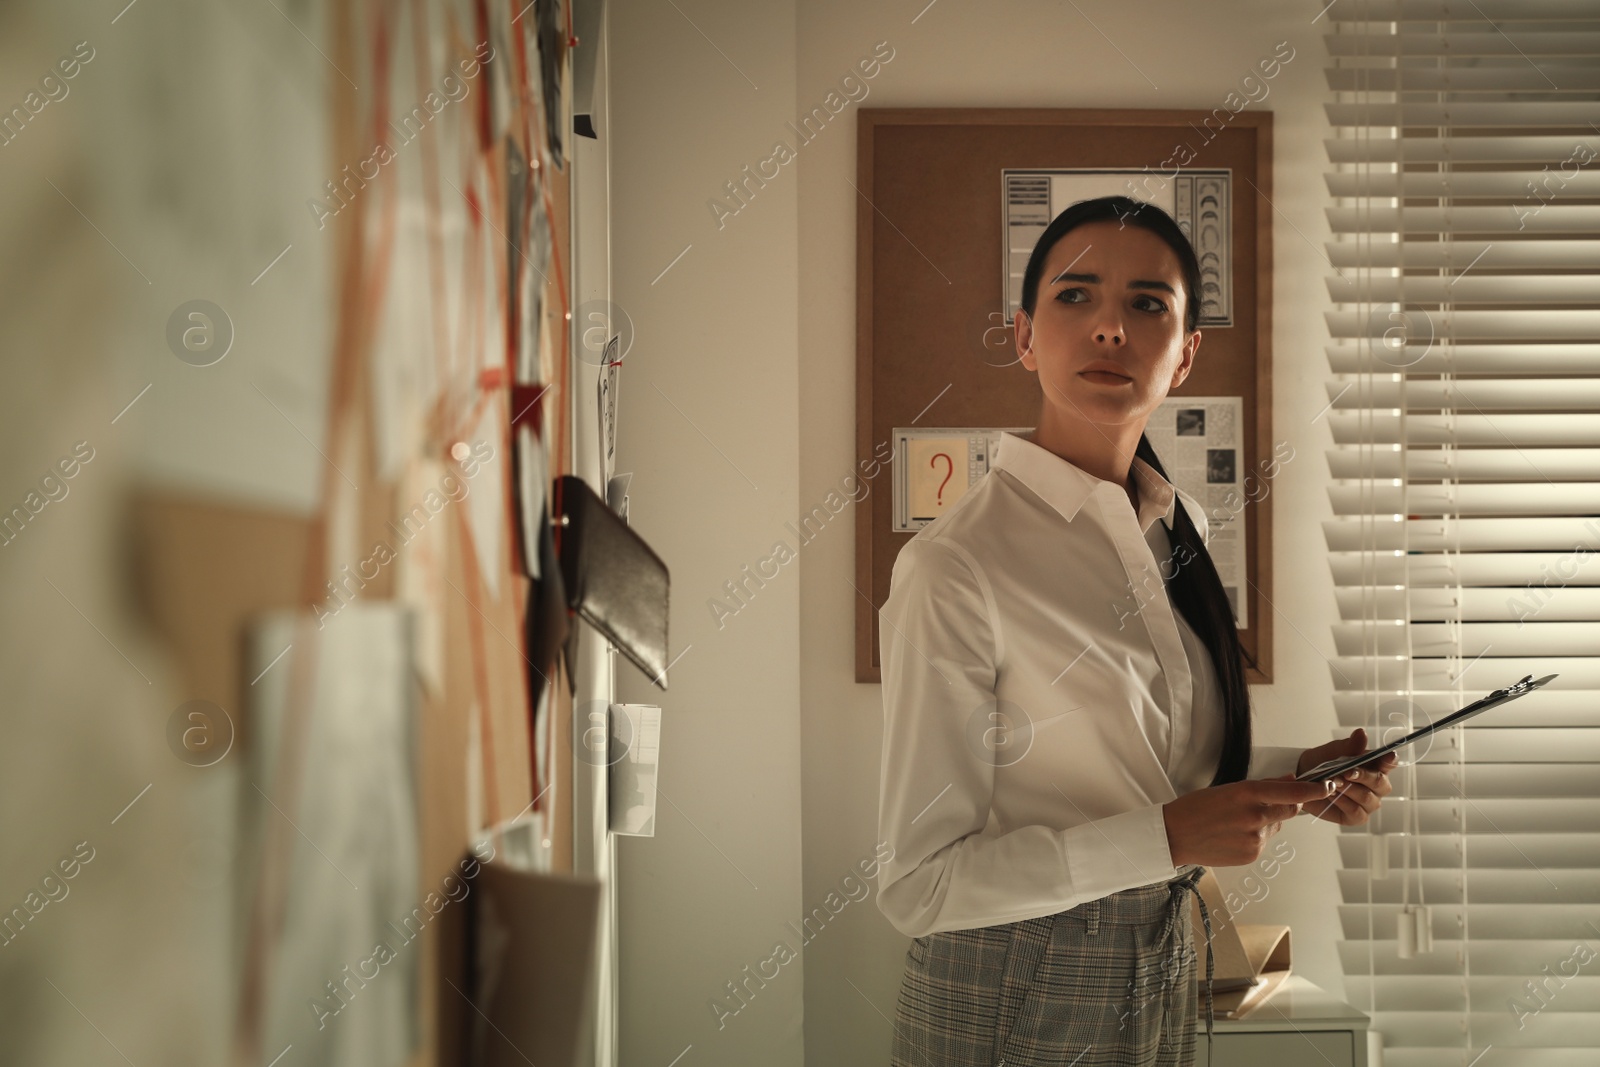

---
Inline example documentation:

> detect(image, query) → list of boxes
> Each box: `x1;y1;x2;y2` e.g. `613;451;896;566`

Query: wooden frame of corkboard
854;107;1274;686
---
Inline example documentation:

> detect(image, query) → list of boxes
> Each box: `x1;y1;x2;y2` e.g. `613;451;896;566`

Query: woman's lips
1080;370;1132;384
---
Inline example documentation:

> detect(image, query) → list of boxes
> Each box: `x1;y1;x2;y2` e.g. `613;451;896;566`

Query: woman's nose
1093;320;1125;345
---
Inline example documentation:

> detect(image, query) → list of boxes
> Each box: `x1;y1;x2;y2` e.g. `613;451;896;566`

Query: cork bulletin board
854;108;1275;685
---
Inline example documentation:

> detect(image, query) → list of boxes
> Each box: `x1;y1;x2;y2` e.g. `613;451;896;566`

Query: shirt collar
991;430;1177;534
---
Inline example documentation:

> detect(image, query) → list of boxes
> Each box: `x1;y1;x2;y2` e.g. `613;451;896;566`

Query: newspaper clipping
1144;396;1248;629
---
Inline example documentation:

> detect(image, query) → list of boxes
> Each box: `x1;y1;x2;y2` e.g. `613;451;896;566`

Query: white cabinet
1194;976;1377;1067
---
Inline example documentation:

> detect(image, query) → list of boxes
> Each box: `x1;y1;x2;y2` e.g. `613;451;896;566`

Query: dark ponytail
1019;195;1253;787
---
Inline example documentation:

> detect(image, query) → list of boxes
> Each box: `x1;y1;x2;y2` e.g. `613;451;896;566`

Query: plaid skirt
890;867;1215;1067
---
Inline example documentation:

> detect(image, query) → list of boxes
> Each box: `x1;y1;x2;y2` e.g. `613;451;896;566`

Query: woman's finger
1316;791;1366;825
1310;796;1345;822
1337;771;1393;806
1333;780;1381;815
1330;792;1368;825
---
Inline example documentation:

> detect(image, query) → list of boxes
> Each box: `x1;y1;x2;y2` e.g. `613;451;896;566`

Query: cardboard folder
1187;868;1293;1019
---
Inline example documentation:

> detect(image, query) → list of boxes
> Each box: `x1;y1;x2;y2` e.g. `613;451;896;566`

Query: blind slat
1327;447;1600;480
1325;0;1600;20
1326;169;1600;197
1327;552;1592;587
1326;659;1600;690
1324;516;1600;550
1326;101;1600;125
1339;869;1600;905
1338;834;1600;872
1327;413;1600;447
1327;276;1600;303
1340;904;1600;941
1328;483;1600;515
1346;977;1600;1017
1332;620;1600;656
1327;344;1600;374
1326;240;1600;269
1356;804;1600;833
1405;763;1600;794
1341;940;1600;983
1334;586;1600;623
1325;134;1600;163
1326;310;1600;340
1327;205;1600;235
1326;32;1600;57
1326;65;1600;91
1326;379;1600;408
1334;690;1600;728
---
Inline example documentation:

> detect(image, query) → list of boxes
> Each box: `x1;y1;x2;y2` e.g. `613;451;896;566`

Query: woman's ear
1169;328;1201;389
1015;308;1035;371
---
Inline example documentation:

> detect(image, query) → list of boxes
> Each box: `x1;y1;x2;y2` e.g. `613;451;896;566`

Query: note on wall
892;427;1028;533
244;603;420;1066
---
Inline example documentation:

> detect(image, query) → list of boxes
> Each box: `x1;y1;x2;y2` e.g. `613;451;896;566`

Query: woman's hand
1292;728;1398;827
1162;777;1339;868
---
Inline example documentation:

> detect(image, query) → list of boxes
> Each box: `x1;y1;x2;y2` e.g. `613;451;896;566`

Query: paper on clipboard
1296;673;1557;782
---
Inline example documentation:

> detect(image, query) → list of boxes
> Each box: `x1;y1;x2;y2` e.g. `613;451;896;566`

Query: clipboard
1294;673;1558;783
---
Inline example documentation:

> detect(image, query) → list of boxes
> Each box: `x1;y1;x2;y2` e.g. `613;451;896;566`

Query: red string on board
408;0;457;427
451;500;506;826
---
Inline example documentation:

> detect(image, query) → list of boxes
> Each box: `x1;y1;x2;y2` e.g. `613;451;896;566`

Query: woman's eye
1134;295;1168;314
1055;287;1088;304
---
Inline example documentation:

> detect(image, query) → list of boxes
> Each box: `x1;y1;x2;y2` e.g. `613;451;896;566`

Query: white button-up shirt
875;430;1301;938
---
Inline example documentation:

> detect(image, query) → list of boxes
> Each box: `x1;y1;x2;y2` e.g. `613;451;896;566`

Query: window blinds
1320;2;1600;1064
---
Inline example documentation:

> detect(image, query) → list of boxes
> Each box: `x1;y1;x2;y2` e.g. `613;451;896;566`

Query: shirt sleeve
1249;744;1306;779
874;536;1180;940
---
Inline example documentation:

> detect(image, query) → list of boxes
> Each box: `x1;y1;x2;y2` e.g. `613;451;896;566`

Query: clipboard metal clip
1496;673;1550;700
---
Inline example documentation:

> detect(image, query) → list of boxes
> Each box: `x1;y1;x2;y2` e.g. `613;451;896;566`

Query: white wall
609;1;808;1064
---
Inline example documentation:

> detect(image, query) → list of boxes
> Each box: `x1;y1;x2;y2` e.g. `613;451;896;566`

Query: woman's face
1016;220;1200;431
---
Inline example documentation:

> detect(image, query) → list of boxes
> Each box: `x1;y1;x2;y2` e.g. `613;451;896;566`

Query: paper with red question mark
906;436;972;523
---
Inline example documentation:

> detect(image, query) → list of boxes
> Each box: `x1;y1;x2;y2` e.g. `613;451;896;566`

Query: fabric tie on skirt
1159;866;1214;1065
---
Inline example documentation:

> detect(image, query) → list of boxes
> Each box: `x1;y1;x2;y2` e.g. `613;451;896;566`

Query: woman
875;196;1396;1067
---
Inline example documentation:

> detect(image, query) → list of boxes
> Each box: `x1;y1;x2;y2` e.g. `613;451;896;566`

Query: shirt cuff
1063;802;1179;897
1249;744;1305;779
